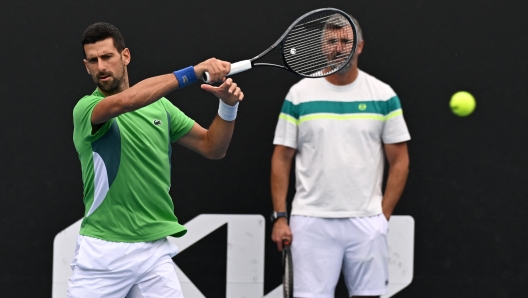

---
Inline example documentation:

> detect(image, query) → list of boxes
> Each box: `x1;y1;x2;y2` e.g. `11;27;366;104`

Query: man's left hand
201;78;244;106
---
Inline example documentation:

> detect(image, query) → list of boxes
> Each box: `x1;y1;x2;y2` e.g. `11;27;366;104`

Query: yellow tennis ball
450;91;476;116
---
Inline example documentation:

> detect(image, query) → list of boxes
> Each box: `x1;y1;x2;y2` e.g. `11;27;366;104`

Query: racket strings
287;14;349;33
284;43;353;61
284;45;352;61
282;11;355;77
283;42;353;62
284;56;343;72
284;29;354;48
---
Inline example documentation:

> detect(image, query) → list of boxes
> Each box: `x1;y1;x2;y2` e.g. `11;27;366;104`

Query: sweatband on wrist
173;66;197;88
218;99;239;121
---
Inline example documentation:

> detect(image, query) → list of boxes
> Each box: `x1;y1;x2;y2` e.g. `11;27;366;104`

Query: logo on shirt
358;103;367;111
153;119;162;126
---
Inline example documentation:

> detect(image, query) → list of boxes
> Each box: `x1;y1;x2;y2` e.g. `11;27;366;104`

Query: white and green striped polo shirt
73;89;195;242
273;70;411;218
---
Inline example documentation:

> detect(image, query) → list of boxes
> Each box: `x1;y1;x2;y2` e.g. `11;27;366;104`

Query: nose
97;59;106;73
336;41;345;53
333;44;342;57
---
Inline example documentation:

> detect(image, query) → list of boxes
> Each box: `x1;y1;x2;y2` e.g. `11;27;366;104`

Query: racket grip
202;60;252;83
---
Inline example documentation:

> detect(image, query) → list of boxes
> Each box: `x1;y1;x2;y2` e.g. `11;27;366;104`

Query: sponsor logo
53;215;414;297
153;119;162;126
358;103;367;111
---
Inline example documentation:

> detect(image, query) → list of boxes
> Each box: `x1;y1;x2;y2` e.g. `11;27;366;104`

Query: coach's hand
194;58;231;83
272;218;292;251
201;78;244;106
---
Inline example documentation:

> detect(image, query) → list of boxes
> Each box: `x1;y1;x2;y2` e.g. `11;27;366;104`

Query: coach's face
83;38;130;95
322;25;355;68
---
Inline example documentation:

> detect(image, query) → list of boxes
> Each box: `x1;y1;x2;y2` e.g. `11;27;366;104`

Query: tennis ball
450;91;476;116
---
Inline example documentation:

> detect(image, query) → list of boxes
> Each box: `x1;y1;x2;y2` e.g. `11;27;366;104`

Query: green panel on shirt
73;89;195;242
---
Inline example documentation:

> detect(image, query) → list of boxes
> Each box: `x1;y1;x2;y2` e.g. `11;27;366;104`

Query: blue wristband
173;66;197;88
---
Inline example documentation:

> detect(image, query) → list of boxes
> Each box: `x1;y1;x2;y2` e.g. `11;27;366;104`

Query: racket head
280;8;358;78
282;240;293;298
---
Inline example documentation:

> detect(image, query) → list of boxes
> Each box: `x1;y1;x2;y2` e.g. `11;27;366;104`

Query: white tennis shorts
290;214;389;297
67;235;183;298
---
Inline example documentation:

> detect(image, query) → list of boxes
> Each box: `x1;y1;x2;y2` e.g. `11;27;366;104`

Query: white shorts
290;214;389;297
68;235;183;298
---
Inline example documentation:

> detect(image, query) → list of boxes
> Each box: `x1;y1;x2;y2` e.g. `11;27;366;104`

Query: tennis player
270;15;410;298
68;22;244;297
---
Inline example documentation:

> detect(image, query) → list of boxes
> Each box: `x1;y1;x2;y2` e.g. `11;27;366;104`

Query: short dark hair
81;22;126;56
324;14;363;42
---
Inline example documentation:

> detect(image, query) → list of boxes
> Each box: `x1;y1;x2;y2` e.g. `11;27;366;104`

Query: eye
328;39;338;44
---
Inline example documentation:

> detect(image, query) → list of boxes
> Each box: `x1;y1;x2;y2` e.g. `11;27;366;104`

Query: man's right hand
194;58;231;83
271;218;292;251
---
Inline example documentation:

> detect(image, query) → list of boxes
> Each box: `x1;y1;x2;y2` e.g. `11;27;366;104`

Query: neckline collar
92;88;107;98
320;70;364;91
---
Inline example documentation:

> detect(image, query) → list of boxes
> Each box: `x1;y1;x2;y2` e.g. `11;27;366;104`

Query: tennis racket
203;8;358;83
282;239;293;298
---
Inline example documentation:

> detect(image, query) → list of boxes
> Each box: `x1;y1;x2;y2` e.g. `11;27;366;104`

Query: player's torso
80;100;180;241
116;101;172;166
104;100;173;197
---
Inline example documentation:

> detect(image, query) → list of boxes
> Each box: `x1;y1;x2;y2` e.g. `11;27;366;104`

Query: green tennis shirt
73;89;195;242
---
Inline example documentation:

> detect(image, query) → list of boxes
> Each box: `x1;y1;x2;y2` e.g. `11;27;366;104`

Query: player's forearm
118;74;179;113
271;151;293;212
382;160;409;218
92;74;179;124
201;115;235;159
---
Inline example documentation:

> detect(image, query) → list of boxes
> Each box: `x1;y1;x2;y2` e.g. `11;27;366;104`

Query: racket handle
202;60;252;83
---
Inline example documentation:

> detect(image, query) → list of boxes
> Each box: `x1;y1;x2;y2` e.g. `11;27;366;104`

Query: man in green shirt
68;22;244;297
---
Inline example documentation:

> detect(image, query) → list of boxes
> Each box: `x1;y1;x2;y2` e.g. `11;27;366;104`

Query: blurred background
0;0;526;296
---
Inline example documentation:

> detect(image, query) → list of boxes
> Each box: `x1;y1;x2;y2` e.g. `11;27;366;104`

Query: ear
122;48;131;66
83;59;91;74
356;40;365;55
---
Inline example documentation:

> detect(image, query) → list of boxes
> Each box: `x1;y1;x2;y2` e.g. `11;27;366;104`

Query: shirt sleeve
161;98;195;143
382;95;411;144
73;95;115;143
273;90;298;149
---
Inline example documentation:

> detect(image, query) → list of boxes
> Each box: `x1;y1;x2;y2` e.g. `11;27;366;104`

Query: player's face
322;25;354;68
83;38;130;94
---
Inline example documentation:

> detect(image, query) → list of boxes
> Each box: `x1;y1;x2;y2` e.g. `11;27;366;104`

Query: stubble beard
336;52;358;75
337;60;353;74
327;51;354;75
94;65;125;94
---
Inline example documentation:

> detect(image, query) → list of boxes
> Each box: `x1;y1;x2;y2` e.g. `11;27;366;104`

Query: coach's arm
382;142;409;220
270;145;296;251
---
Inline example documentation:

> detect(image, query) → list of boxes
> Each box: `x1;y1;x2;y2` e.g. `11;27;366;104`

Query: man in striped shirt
270;16;410;298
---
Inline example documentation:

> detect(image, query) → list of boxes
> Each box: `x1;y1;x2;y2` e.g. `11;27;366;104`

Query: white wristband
218;99;238;121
